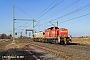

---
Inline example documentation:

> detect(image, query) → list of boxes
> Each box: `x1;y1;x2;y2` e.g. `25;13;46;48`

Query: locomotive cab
58;28;72;44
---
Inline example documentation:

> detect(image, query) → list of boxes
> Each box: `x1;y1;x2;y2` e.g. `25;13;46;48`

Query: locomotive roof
48;27;59;30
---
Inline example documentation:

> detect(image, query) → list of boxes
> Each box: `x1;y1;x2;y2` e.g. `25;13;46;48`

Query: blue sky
0;0;90;37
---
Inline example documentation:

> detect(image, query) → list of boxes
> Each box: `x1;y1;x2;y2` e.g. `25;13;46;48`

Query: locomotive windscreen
59;28;68;37
60;29;68;32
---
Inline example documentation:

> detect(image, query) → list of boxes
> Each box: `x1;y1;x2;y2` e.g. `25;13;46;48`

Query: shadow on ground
0;44;58;60
67;42;80;45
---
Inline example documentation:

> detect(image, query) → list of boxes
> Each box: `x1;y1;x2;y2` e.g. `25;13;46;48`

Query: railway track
15;39;90;60
29;42;90;60
1;39;90;60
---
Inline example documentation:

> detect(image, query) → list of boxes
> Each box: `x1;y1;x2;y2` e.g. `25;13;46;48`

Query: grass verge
0;40;12;52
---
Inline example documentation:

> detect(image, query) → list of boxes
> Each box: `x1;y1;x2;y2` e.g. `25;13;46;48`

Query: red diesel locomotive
33;27;71;45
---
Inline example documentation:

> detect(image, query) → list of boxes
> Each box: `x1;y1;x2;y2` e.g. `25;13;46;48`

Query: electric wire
60;13;90;23
14;5;36;32
37;0;64;20
49;3;90;22
39;3;90;26
34;0;59;27
15;22;29;29
37;13;90;31
15;22;32;33
44;0;80;20
35;0;57;18
15;5;34;19
36;2;90;32
15;19;35;29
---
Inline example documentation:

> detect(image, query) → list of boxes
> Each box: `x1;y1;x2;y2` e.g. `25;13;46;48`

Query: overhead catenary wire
34;0;61;28
39;3;90;26
35;0;57;18
15;22;29;29
15;5;34;19
56;0;80;13
36;3;90;32
37;0;64;20
44;0;80;20
49;3;90;22
60;13;90;23
15;22;33;32
36;0;80;30
37;13;90;31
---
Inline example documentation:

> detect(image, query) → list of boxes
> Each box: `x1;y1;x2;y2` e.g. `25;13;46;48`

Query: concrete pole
12;5;15;44
33;20;34;28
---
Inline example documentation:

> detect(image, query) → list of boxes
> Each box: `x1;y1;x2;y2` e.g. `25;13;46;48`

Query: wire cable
15;5;34;19
15;22;32;32
37;3;90;29
35;0;57;18
37;13;90;31
37;0;64;20
15;22;29;29
44;0;80;20
60;13;90;23
49;3;90;22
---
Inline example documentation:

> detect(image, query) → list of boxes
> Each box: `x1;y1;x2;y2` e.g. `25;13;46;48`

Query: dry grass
0;40;12;52
4;43;29;51
0;39;29;51
72;38;90;45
